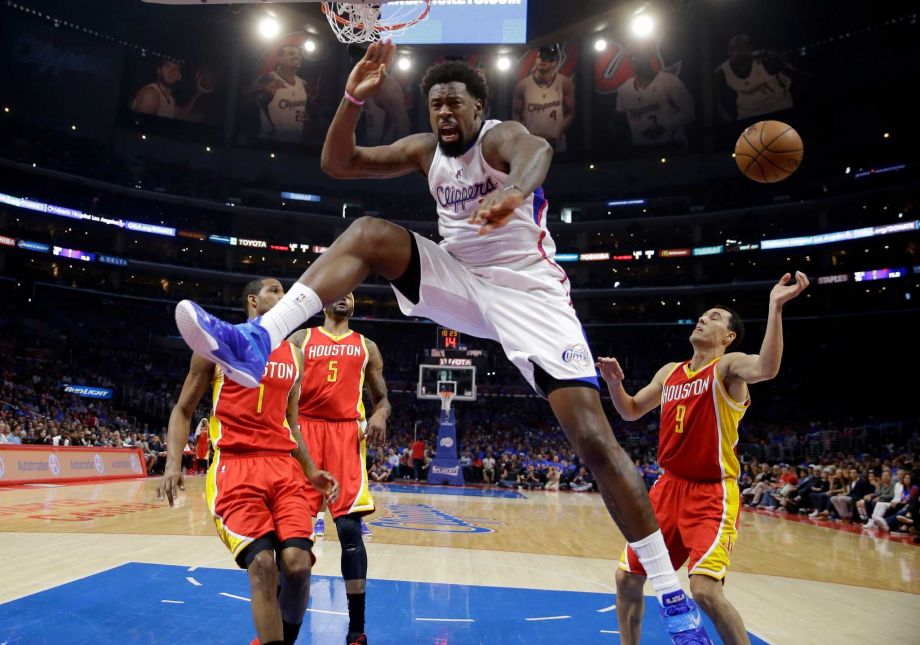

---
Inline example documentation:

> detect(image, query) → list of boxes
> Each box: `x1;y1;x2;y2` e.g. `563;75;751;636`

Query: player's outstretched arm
596;358;674;422
363;339;392;449
321;39;434;180
722;271;809;384
286;345;339;502
157;353;213;506
471;121;553;235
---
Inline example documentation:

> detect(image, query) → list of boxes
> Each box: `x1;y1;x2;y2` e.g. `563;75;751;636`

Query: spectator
544;467;561;491
369;458;391;483
482;453;496;485
571;467;594;492
411;437;426;481
831;468;874;523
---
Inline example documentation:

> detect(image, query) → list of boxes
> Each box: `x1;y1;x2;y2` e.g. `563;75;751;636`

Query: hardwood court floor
0;477;917;643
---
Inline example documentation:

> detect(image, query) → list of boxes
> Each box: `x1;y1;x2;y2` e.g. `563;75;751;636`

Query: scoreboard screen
436;327;460;350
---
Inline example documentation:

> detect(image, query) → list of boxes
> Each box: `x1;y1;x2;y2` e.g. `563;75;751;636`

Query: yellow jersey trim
683;356;721;379
316;326;354;342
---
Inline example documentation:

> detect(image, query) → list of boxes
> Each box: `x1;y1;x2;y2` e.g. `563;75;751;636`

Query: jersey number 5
327;360;338;383
674;404;686;434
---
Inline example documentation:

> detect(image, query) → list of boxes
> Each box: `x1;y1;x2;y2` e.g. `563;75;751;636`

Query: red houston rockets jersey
299;327;369;422
209;341;300;453
658;357;749;482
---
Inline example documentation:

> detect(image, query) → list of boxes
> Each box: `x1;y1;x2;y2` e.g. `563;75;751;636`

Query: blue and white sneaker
314;517;325;538
175;300;271;388
660;590;712;644
361;520;372;536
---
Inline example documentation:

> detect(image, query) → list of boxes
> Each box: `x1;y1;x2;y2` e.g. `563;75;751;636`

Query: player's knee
280;549;312;585
347;216;393;249
615;568;645;600
335;515;368;580
689;575;723;612
247;550;278;591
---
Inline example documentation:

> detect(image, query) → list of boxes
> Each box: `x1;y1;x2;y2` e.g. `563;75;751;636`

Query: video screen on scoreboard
381;0;527;44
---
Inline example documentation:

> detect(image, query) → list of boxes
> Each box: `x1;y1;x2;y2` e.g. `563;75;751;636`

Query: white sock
259;283;322;349
316;512;325;521
629;529;682;603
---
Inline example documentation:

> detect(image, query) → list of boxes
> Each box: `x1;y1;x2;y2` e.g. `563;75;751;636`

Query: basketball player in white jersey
174;41;711;642
714;35;797;122
616;42;694;151
513;45;575;152
255;45;310;142
132;60;209;120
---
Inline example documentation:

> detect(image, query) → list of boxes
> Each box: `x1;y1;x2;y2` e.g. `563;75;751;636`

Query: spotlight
594;38;607;52
70;124;77;131
883;132;890;139
258;16;281;39
303;38;317;53
631;13;655;38
397;56;411;71
2;107;9;113
496;55;512;71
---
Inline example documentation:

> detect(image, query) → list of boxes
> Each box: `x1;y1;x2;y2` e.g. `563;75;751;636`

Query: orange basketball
734;120;803;183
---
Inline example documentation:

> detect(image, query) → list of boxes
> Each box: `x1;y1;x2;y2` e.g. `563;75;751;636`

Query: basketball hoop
438;390;454;413
321;0;431;44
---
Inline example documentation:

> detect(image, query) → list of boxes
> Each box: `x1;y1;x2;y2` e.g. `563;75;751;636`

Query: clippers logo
370;503;494;534
48;454;61;476
436;176;498;213
561;344;591;366
593;38;682;95
94;454;105;474
0;455;5;479
130;454;141;474
439;437;454;449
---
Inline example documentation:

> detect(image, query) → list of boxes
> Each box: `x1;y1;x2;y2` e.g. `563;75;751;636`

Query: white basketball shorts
391;232;598;395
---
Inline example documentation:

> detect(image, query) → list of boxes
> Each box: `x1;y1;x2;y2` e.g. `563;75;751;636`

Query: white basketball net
321;1;430;44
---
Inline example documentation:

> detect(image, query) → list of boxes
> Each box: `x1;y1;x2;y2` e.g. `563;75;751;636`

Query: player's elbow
320;152;351;179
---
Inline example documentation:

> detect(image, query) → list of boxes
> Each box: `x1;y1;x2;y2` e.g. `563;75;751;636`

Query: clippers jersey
658;357;749;482
428;119;559;271
519;74;567;151
299;327;369;422
717;59;793;120
260;71;309;142
209;341;300;453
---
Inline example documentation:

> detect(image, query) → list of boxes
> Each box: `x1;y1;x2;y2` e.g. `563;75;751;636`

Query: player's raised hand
345;39;396;102
595;357;626;384
470;187;526;236
156;469;185;507
366;410;388;449
770;271;809;306
310;470;340;503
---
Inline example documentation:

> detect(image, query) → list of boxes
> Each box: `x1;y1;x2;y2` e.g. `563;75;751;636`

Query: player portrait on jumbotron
614;39;695;153
129;58;220;123
513;43;576;152
713;34;803;123
243;35;335;144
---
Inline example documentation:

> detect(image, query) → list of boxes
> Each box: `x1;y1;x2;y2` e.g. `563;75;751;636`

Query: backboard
418;365;476;403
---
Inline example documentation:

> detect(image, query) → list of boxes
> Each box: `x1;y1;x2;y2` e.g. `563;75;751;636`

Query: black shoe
346;633;367;645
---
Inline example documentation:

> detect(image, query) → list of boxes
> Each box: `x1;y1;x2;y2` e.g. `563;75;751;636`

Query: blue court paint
371;482;526;499
0;563;768;644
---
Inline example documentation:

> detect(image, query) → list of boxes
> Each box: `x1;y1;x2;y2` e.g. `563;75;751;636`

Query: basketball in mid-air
734;120;803;183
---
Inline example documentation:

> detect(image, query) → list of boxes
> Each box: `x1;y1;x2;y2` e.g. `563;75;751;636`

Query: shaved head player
174;41;709;642
158;278;338;645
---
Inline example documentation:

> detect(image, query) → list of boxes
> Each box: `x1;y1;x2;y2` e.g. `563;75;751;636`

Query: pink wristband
344;90;365;107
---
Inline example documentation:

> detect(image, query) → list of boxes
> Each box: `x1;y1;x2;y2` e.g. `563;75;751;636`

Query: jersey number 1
256;384;265;414
674;404;686;434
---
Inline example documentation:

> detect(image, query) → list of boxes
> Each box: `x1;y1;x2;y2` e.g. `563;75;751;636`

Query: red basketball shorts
205;452;319;560
620;474;741;580
300;418;374;519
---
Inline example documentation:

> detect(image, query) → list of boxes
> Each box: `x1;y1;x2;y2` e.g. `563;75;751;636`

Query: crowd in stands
2;300;918;542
